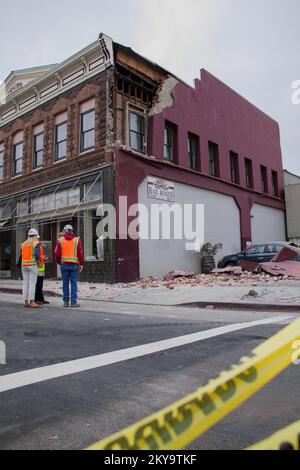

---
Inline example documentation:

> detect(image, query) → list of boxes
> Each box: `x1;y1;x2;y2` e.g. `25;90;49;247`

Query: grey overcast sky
1;0;299;174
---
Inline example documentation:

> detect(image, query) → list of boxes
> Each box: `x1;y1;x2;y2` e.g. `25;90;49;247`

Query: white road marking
0;315;292;394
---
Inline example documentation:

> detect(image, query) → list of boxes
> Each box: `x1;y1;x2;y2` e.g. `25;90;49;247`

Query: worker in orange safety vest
34;237;50;305
54;225;84;307
19;228;42;309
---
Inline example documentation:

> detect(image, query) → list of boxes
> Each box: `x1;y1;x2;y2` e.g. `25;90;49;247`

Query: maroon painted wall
148;69;284;197
115;69;285;283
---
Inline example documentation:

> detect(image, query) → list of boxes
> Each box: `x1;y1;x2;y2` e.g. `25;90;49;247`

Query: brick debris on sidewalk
0;272;300;310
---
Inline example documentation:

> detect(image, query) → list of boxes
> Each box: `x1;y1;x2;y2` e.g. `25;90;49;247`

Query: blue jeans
60;263;79;305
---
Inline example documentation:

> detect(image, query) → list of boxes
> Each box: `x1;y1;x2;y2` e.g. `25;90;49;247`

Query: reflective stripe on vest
21;242;36;267
59;237;80;264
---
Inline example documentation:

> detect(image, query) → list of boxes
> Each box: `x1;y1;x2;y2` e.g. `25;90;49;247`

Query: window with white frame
33;124;44;169
55;122;67;161
54;112;68;161
12;131;24;177
80;99;95;153
80;110;95;152
13;142;23;176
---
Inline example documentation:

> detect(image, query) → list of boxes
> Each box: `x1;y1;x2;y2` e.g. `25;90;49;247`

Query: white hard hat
63;224;73;232
28;228;39;237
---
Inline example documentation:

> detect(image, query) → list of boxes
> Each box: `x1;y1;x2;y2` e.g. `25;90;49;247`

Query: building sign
147;177;175;202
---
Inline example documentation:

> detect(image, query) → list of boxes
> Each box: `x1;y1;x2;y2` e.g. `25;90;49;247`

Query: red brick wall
0;70;113;198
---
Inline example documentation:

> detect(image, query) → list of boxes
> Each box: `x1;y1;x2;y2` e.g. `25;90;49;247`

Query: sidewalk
1;275;300;310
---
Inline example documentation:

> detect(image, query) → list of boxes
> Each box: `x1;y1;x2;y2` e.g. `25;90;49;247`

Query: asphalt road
0;293;299;450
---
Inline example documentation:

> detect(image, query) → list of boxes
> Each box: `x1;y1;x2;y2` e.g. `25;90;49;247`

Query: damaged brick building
0;33;286;283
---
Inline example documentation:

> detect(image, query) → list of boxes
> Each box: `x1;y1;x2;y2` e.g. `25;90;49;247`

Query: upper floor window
13;143;23;176
129;110;146;153
54;113;68;161
0;143;4;182
33;124;44;169
208;141;219;177
230;151;239;184
260;165;268;193
164;123;176;162
188;133;199;170
272;171;279;197
12;131;24;176
80;100;95;153
245;158;253;189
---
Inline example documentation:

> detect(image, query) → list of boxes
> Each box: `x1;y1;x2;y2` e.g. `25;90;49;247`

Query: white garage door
251;204;286;244
138;177;241;278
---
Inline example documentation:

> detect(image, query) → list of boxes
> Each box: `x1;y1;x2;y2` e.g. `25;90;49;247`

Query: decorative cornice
0;33;114;128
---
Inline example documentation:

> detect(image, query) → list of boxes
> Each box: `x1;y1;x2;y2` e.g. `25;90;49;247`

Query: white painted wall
285;184;300;240
250;204;286;243
138;178;241;278
284;170;300;186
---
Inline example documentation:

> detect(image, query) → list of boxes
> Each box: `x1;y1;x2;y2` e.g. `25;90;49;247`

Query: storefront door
0;231;12;277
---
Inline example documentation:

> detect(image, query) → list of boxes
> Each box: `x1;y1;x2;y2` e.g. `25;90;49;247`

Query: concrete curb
178;301;300;313
1;286;300;312
0;287;61;298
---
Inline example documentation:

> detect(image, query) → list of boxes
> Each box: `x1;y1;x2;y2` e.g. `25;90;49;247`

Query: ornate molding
8;83;23;96
0;33;114;128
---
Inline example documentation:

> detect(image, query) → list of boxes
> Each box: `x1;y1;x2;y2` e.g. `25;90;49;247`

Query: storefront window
55;190;68;208
32;196;44;213
38;223;53;262
84;181;102;202
0;203;12;220
84;209;104;261
43;193;55;211
0;230;11;271
68;187;80;206
16;226;29;258
17;201;29;217
31;188;80;214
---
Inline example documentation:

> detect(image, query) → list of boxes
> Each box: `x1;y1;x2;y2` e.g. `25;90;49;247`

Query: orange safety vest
59;237;80;264
39;245;45;265
21;241;37;267
39;244;45;273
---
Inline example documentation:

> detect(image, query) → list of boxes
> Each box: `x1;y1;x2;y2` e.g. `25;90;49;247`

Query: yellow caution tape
86;318;300;451
247;420;300;450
